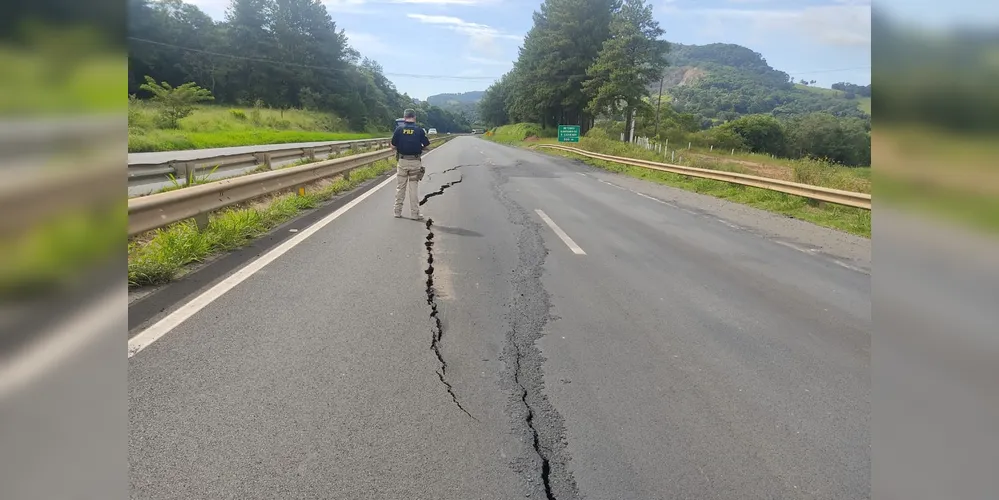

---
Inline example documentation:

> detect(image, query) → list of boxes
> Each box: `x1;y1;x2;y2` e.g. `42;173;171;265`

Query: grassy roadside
128;103;382;153
0;43;124;299
1;47;124;114
874;127;999;235
128;138;453;287
485;125;871;237
1;204;123;300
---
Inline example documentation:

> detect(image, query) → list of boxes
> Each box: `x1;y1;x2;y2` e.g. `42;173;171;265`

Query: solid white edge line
0;289;122;398
535;209;586;255
128;147;444;358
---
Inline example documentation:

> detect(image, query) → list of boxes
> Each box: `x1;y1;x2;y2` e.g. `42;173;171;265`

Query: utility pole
653;76;664;138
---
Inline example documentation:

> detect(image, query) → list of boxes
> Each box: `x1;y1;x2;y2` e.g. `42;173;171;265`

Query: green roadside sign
558;125;580;143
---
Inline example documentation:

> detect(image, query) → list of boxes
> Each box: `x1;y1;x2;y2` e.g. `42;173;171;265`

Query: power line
128;37;503;80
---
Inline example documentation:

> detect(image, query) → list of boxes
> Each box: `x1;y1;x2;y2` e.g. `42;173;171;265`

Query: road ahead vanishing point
128;136;870;500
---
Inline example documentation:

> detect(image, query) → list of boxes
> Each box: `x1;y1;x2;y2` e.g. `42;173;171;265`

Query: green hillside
659;43;871;124
428;91;485;105
796;84;871;115
427;91;484;124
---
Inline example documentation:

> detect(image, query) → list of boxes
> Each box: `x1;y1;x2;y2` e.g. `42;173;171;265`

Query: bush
264;116;292;130
697;127;746;151
299;87;322;111
718;114;788;156
229;109;247;120
490;123;552;142
138;76;214;129
585;127;611;140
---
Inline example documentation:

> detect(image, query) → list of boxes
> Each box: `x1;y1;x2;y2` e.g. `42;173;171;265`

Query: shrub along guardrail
539;144;871;210
127;136;451;237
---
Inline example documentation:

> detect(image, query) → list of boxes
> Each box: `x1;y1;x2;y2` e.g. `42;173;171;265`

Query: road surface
127;138;388;197
129;136;870;499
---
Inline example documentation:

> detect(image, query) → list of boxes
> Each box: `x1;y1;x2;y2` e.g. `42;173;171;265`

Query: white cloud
407;14;521;59
681;4;871;47
344;32;391;56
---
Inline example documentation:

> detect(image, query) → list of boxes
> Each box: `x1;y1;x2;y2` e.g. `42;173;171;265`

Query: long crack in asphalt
422;176;476;419
425;164;465;180
419;174;463;206
494;163;580;500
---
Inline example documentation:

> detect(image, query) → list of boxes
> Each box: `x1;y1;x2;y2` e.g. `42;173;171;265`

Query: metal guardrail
127;138;393;187
128;137;450;236
539;145;872;210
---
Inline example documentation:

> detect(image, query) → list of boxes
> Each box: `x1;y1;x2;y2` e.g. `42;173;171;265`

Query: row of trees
596;106;871;167
872;11;998;132
478;1;871;166
479;0;668;136
714;113;870;166
127;0;469;133
831;82;872;98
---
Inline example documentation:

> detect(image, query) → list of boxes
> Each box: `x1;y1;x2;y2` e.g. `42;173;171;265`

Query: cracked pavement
130;136;870;499
424;217;476;421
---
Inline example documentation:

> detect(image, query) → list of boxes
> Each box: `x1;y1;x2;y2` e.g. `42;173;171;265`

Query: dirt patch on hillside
691;153;793;181
680;67;707;86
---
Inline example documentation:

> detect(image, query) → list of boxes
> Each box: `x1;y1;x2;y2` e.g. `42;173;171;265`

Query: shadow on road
433;225;484;238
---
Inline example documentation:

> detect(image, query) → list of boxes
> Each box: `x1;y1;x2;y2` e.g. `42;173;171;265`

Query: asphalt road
129;136;871;499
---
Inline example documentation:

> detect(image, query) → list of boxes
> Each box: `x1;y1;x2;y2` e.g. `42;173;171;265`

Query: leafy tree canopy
128;0;468;132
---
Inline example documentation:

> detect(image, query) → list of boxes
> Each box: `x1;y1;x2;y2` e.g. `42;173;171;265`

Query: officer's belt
399;154;421;160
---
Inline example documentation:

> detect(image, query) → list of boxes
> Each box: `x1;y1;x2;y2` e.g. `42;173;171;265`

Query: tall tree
507;0;616;130
127;0;506;133
479;74;511;126
582;0;668;141
224;0;279;105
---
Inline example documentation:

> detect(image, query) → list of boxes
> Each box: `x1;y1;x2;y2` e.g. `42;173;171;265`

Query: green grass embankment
485;123;871;237
128;104;382;152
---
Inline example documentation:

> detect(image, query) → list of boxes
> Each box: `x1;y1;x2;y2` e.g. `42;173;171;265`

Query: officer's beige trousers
394;157;422;216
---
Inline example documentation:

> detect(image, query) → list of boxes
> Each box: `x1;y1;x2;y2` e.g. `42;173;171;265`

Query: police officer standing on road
391;108;431;219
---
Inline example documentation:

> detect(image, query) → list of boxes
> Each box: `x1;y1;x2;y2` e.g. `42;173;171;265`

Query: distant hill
658;43;870;124
427;91;485;124
428;91;485;105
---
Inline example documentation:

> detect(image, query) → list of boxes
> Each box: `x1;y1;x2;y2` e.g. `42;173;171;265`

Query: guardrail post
175;162;194;185
194;213;209;231
254;153;273;171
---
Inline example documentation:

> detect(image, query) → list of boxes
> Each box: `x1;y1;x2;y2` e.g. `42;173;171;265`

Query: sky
183;0;889;100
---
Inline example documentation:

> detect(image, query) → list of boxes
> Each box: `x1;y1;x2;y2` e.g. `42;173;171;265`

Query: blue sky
186;0;882;99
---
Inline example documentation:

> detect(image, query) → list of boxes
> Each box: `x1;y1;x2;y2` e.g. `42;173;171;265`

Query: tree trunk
623;107;632;142
628;107;637;143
